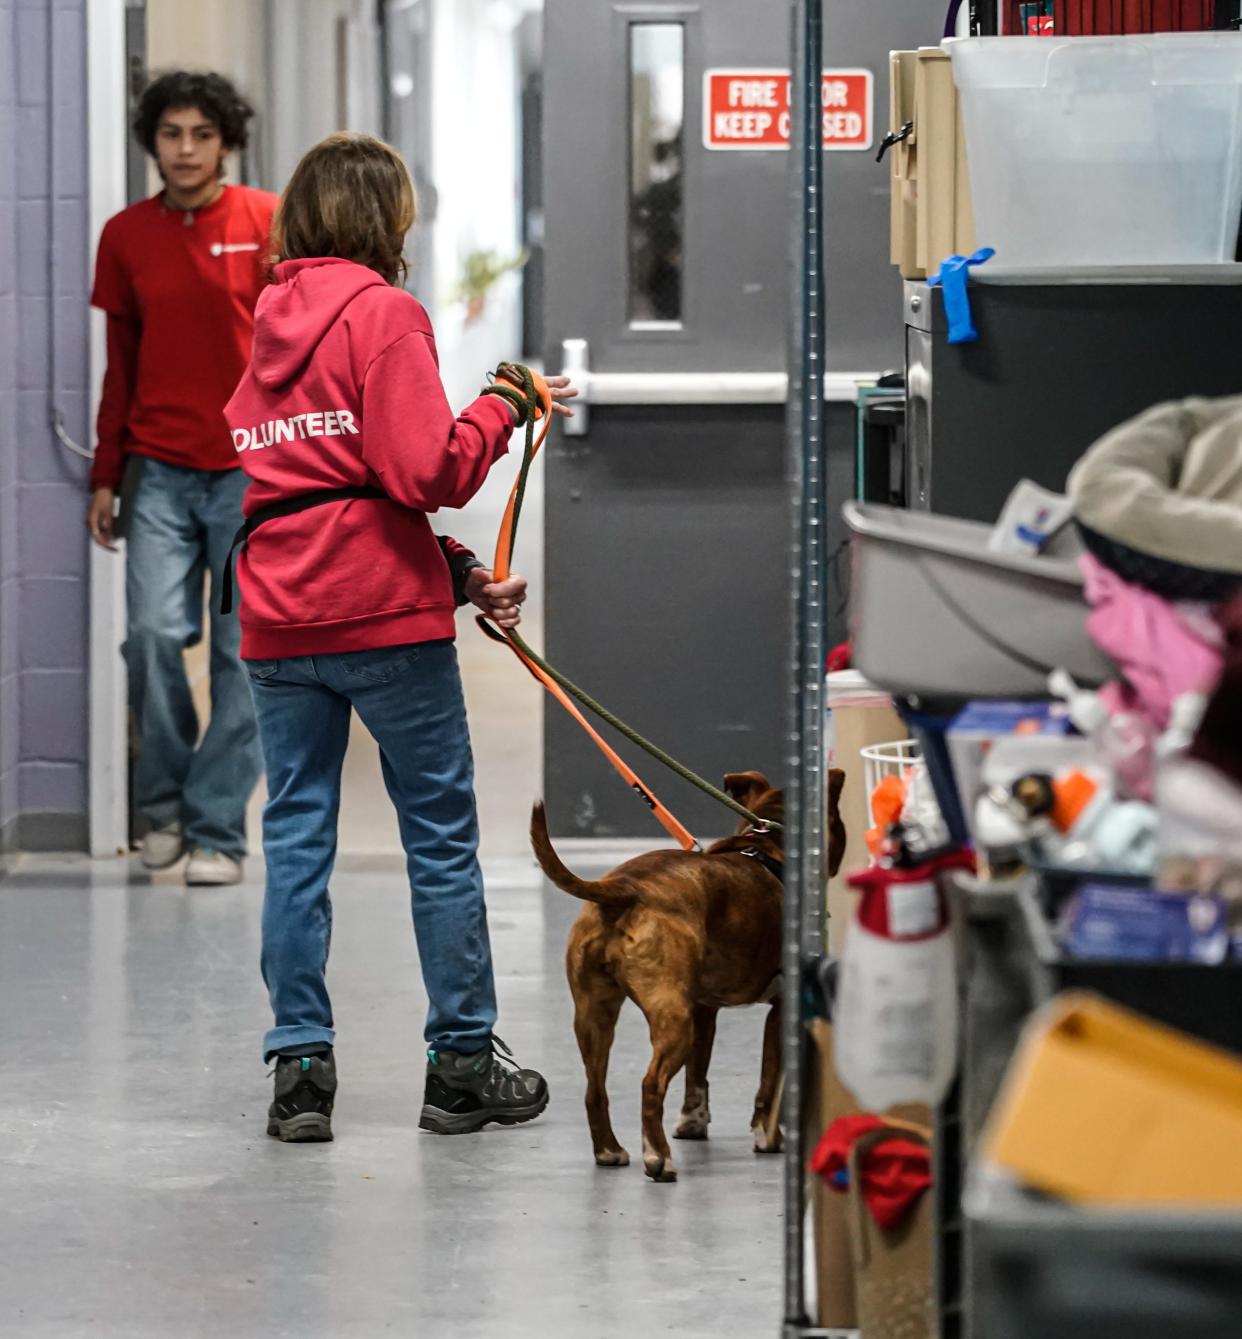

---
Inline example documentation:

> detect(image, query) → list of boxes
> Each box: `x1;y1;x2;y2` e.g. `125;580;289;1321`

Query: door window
628;22;685;327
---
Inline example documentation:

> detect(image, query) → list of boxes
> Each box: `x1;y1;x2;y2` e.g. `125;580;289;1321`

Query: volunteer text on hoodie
224;257;516;660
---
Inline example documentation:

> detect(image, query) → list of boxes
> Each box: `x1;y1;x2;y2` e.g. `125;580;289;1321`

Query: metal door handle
561;338;590;437
560;339;876;436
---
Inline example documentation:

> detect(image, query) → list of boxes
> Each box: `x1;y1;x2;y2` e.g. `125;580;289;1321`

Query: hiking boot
267;1051;337;1143
141;821;184;870
186;848;243;886
419;1037;548;1135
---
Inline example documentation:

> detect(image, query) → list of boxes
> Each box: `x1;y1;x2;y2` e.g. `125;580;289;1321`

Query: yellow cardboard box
985;992;1242;1206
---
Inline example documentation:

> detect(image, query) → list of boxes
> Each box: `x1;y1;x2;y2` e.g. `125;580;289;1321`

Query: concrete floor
0;369;786;1339
1;421;784;1337
0;851;783;1338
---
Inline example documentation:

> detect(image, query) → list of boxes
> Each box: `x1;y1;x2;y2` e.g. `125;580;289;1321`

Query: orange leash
476;363;702;851
476;620;699;849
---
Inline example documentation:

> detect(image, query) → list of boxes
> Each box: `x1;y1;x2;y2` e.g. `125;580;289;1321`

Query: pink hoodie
224;257;515;659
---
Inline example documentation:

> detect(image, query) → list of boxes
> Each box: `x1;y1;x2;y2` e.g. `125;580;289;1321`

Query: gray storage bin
844;502;1114;699
965;1170;1242;1339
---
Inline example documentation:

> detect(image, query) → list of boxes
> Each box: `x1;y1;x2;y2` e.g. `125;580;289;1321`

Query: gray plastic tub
844;502;1114;700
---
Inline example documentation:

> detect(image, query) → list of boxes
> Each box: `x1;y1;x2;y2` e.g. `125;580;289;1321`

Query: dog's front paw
751;1122;783;1155
595;1148;630;1168
643;1154;678;1183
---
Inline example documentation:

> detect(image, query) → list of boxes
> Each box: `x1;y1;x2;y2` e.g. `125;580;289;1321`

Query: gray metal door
542;1;923;838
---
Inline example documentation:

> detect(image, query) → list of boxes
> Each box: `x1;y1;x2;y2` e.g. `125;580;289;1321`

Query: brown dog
531;769;846;1182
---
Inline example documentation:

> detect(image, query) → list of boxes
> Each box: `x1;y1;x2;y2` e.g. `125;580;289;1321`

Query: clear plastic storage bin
946;34;1242;267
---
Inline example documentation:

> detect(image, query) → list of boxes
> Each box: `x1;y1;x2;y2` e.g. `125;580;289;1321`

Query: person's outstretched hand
467;568;527;629
543;374;579;419
496;367;579;420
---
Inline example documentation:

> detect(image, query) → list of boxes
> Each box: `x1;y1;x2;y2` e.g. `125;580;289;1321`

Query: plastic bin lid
971;265;1242;287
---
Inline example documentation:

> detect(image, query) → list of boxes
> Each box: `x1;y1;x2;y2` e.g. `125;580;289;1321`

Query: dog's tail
530;802;636;906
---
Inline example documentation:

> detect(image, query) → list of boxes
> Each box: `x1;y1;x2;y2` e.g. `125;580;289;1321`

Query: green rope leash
482;362;782;835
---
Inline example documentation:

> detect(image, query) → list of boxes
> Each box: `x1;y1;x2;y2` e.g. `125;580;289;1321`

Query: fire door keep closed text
703;69;873;152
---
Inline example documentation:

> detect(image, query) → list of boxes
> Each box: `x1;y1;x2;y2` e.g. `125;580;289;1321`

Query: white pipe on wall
87;0;131;857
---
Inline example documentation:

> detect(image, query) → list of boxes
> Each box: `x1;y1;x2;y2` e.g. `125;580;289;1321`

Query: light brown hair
273;132;416;285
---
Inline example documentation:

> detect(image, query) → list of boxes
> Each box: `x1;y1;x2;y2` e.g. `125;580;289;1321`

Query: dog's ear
827;768;845;811
723;771;769;810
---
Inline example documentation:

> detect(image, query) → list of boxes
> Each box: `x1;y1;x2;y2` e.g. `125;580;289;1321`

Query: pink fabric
1189;594;1242;788
1081;554;1224;733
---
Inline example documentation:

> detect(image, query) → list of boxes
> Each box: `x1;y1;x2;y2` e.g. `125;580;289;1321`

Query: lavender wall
0;0;92;858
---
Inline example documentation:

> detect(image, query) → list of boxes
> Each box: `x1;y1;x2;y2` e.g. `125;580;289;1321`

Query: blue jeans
123;459;262;857
245;641;497;1061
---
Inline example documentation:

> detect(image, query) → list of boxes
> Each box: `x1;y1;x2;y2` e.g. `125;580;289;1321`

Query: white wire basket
860;738;922;827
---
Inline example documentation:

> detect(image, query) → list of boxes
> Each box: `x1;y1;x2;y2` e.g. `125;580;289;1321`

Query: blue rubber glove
928;247;996;345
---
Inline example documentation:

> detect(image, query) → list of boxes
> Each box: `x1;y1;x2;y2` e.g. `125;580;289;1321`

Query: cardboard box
889;49;977;281
986;992;1242;1205
808;1020;933;1328
808;1020;859;1328
826;678;905;956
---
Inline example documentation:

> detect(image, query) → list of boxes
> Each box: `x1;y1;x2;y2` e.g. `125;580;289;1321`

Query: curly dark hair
133;71;255;156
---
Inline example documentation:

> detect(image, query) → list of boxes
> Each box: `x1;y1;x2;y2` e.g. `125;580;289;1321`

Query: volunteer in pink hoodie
224;133;577;1144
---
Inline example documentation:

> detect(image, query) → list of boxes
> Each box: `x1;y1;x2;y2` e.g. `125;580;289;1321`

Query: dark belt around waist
219;486;388;616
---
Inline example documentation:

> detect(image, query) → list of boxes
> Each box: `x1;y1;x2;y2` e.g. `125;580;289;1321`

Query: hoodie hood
251;258;389;390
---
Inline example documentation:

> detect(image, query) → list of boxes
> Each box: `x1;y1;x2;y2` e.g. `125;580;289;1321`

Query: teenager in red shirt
225;134;577;1142
87;73;275;885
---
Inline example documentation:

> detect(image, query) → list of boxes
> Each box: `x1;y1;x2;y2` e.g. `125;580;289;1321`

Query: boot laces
490;1035;518;1067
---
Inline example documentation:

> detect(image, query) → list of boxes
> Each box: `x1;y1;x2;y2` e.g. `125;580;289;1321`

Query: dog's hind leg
674;1005;718;1141
572;974;629;1167
634;987;695;1183
750;1002;783;1154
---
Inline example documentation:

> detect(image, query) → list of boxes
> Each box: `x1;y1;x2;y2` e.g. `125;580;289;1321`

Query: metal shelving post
782;0;829;1335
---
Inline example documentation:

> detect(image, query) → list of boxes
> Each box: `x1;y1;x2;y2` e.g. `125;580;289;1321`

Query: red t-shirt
89;185;278;489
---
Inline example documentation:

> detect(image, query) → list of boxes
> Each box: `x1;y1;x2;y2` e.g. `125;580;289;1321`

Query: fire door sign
703;69;873;152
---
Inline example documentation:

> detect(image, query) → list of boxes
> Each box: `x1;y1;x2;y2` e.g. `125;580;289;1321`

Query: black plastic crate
1017;880;1242;1056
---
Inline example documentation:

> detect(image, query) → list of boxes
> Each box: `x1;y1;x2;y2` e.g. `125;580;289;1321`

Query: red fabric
809;1114;933;1231
1005;0;1212;32
1056;0;1212;32
89;185;278;490
93;315;140;489
826;641;852;673
223;257;516;660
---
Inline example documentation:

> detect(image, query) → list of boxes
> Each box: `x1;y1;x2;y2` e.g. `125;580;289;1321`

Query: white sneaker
141;822;184;870
185;848;243;886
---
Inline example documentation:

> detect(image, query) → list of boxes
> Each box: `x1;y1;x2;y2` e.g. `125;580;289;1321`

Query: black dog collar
738;846;784;884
